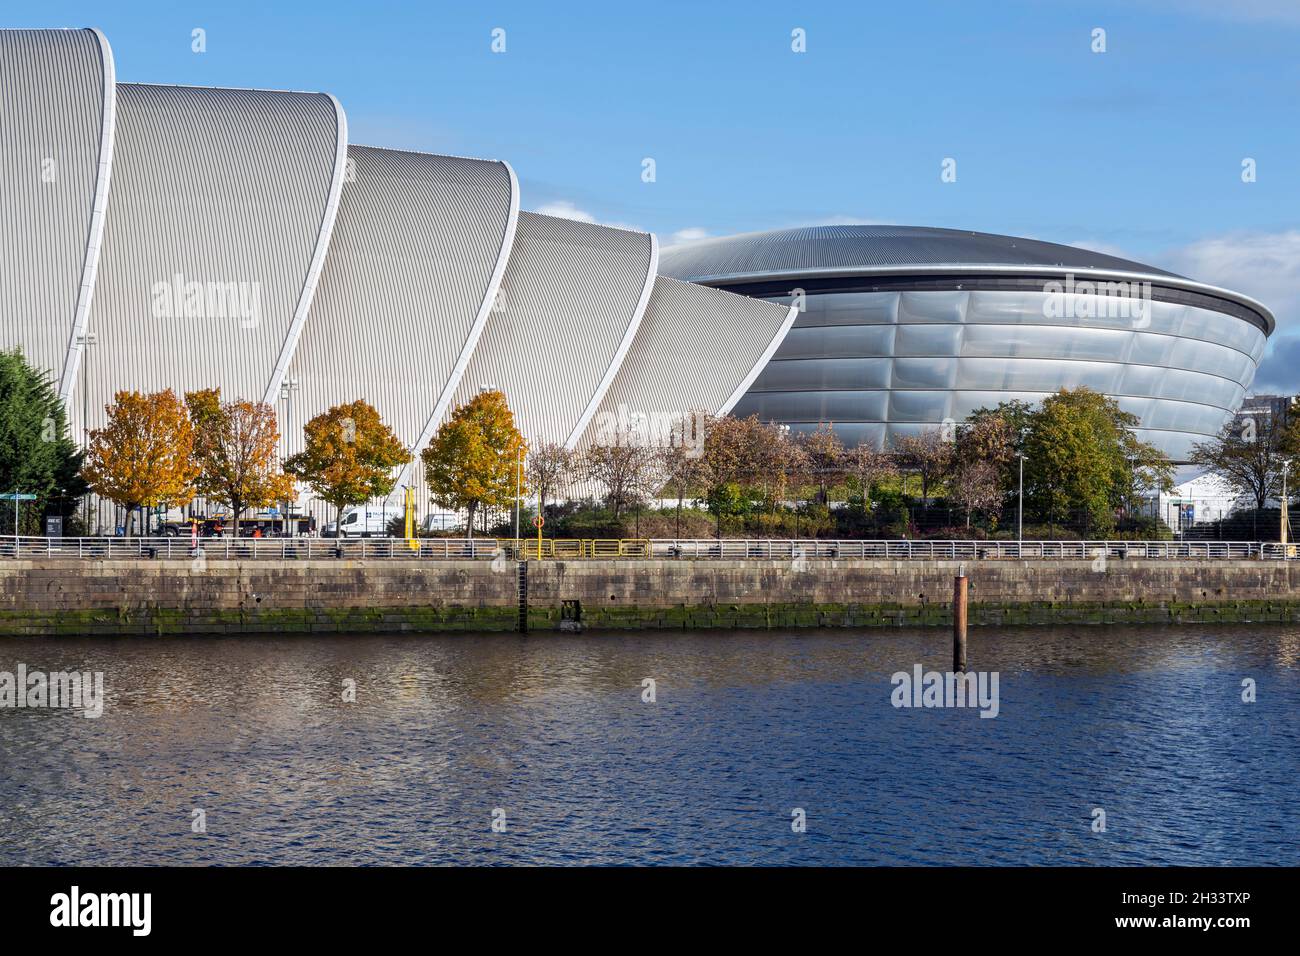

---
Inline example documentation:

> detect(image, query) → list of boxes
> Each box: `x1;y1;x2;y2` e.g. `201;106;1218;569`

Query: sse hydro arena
661;226;1275;462
0;28;1276;529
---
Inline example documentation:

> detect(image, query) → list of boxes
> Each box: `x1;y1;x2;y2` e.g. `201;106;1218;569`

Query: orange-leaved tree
81;389;200;535
422;390;527;539
284;400;411;533
185;388;295;537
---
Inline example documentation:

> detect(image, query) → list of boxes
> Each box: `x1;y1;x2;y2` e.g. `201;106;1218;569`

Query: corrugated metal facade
70;82;345;439
578;276;798;447
287;146;517;501
0;28;113;393
449;211;656;449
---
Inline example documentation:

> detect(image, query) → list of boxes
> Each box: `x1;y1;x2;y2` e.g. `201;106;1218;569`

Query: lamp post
279;377;300;537
1282;461;1290;550
514;447;522;545
1017;452;1026;545
278;376;300;460
75;331;96;532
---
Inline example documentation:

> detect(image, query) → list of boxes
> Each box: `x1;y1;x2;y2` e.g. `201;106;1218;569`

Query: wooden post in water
953;574;968;672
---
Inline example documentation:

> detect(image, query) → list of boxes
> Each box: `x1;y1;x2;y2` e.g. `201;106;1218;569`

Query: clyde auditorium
1;28;1276;525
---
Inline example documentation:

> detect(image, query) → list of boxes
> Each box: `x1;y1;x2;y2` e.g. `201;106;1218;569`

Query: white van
420;512;461;533
323;503;405;538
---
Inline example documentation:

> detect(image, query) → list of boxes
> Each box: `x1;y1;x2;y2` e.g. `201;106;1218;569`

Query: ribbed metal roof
659;225;1275;334
576;276;797;448
291;144;516;463
75;82;345;438
451;211;656;448
660;225;1183;280
0;28;114;396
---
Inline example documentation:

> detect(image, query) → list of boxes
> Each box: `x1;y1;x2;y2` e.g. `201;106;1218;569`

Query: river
0;625;1295;865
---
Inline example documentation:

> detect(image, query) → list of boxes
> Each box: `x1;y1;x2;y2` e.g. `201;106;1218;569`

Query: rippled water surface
1;626;1296;865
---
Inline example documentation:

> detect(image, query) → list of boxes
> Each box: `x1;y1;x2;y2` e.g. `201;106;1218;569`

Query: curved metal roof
451;211;656;448
77;82;346;436
290;144;517;481
659;225;1275;335
0;28;114;396
576;276;798;448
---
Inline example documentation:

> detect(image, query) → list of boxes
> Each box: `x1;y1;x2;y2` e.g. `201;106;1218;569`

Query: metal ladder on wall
517;560;528;633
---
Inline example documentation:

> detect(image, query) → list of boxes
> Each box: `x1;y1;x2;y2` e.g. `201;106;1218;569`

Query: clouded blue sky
15;0;1300;390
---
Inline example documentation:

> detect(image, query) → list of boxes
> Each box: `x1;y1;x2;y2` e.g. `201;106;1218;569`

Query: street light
279;377;301;537
278;376;300;458
75;331;96;532
1017;452;1026;545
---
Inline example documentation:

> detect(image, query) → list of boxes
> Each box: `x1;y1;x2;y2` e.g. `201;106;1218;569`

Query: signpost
3;492;37;536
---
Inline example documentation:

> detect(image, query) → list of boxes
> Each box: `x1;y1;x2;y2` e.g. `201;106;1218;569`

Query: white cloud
1047;231;1300;395
662;227;710;248
528;199;639;232
532;199;598;223
1154;230;1300;395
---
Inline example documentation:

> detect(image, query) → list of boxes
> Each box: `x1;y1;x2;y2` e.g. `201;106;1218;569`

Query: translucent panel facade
731;289;1268;462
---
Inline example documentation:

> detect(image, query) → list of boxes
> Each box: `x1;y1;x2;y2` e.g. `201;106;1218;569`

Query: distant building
1233;394;1297;439
1157;472;1243;532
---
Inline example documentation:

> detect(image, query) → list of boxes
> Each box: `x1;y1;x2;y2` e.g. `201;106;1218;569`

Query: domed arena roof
659;225;1274;334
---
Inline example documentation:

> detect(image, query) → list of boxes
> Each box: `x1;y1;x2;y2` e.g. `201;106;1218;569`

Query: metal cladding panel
289;146;516;456
450;211;655;446
577;276;797;447
659;225;1274;335
0;28;113;387
75;82;343;434
731;288;1263;460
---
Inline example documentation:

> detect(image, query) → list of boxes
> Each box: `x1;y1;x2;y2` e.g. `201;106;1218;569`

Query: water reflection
0;625;1295;865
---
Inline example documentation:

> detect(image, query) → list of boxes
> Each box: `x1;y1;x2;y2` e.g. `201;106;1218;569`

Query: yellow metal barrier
586;539;621;558
497;538;552;558
552;538;584;558
490;538;651;559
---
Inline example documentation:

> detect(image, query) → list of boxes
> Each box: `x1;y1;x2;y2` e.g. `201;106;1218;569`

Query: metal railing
0;536;1292;561
649;539;1281;560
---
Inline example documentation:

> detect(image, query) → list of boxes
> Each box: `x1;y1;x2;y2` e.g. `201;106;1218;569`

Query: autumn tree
948;414;1016;526
0;350;86;534
526;442;572;519
699;415;760;488
845;442;897;510
580;437;659;520
755;423;807;518
422;390;526;538
81;389;200;535
185;389;295;537
285;399;411;534
653;413;710;536
699;415;766;536
1023;387;1172;534
893;429;954;506
1190;412;1297;511
799;423;846;505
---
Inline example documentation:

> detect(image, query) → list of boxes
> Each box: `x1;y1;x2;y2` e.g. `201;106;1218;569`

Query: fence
0;536;1293;561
